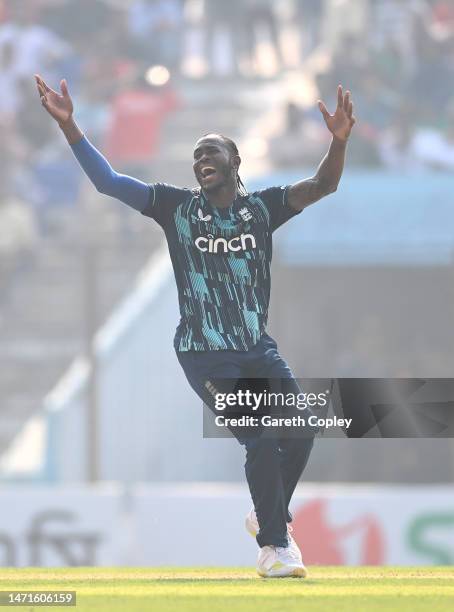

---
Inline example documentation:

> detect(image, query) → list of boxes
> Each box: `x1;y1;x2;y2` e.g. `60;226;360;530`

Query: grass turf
1;567;454;612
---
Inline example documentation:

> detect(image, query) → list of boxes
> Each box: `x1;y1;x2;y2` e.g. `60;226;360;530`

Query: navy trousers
176;332;315;548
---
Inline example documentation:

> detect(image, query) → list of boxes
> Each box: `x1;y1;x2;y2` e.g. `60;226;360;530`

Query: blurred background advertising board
1;484;454;567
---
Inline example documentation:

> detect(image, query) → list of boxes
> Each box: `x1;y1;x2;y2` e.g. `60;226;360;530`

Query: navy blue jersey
69;137;303;351
141;184;302;351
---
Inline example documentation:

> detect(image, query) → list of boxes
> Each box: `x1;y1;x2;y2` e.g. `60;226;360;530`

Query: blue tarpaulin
250;171;454;265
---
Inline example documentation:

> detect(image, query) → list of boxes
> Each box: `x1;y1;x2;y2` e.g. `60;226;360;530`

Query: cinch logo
195;233;257;253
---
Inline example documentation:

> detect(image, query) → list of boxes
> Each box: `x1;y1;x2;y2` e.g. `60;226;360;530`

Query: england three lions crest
238;207;253;222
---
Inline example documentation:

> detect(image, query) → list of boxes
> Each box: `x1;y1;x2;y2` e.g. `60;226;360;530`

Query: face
193;135;239;192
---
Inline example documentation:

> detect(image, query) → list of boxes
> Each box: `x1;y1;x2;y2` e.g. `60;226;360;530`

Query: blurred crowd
0;0;184;287
271;0;454;170
1;0;454;283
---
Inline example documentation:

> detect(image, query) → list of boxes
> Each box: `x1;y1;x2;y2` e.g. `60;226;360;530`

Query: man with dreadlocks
35;73;355;578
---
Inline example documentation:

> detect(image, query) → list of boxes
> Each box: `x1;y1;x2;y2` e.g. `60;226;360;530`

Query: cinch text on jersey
195;233;257;253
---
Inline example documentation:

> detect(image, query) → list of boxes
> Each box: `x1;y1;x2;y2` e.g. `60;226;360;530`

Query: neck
203;183;238;208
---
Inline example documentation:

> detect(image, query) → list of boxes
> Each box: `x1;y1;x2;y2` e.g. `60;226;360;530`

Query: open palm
35;74;73;125
318;85;356;142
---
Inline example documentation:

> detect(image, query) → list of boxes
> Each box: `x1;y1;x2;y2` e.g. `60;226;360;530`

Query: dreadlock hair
201;133;248;196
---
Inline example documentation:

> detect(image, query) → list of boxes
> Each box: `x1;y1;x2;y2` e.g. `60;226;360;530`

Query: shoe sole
258;566;307;578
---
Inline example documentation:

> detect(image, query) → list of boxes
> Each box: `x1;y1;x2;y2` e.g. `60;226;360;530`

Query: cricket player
35;74;355;577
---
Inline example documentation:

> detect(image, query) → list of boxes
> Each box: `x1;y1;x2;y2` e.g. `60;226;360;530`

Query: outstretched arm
70;135;149;212
288;85;356;212
34;74;149;212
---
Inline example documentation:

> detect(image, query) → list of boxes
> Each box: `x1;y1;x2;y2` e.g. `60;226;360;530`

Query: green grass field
1;567;454;612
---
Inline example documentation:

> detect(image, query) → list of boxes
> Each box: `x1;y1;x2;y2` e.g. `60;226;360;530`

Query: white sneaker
245;508;304;564
257;544;307;578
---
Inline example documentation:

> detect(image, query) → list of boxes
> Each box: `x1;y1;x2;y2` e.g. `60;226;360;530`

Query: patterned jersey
142;184;302;351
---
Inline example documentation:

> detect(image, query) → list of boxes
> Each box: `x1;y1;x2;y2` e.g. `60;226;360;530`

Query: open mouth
200;166;217;179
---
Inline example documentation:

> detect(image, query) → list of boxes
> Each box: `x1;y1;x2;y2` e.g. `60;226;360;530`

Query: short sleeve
141;183;191;228
254;186;302;232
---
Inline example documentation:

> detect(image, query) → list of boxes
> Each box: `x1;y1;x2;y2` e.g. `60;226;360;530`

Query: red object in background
0;0;8;23
104;86;179;165
433;1;454;24
292;499;385;565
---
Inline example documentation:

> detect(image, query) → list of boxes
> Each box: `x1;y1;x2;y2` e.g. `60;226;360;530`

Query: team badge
238;207;253;222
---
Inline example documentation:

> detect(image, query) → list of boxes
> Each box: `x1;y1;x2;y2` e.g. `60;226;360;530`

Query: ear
232;154;241;171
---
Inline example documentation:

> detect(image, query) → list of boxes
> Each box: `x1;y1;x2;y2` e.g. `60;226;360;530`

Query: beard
197;165;235;192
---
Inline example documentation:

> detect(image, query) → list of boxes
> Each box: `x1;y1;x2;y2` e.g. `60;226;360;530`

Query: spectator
317;34;368;101
128;0;184;71
40;0;111;46
104;75;179;178
0;1;72;82
354;73;396;132
409;103;454;170
405;37;450;124
378;106;421;170
10;78;81;235
203;0;244;76
370;34;407;92
294;0;324;57
370;0;430;77
321;0;371;51
242;0;284;70
98;7;138;68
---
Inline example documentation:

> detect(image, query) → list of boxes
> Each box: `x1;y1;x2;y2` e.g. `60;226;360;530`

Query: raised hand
318;85;356;142
34;74;73;125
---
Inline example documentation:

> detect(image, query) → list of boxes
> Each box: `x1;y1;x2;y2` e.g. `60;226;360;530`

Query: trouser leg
249;334;316;528
177;350;288;547
279;436;314;522
176;341;315;548
244;437;289;548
